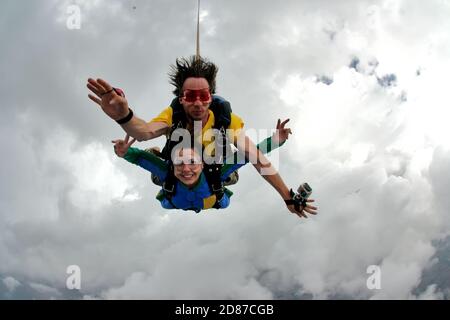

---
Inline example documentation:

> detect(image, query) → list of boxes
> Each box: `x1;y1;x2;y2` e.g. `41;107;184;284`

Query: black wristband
116;108;133;125
284;189;306;212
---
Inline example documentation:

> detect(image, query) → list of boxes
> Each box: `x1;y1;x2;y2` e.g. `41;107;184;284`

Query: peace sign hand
87;78;129;121
112;134;136;158
272;119;293;145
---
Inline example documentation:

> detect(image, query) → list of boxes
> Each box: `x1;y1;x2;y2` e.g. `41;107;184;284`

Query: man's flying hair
168;55;218;97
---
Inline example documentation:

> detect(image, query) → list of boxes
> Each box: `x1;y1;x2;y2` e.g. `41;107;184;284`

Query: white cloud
2;277;21;292
41;133;141;213
29;282;61;297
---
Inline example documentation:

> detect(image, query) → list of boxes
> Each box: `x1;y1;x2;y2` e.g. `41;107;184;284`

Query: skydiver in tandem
87;56;318;218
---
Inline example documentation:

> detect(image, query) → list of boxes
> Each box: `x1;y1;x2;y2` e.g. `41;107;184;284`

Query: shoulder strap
204;95;233;208
170;97;187;127
161;98;187;160
210;95;232;129
160;98;187;201
161;162;178;202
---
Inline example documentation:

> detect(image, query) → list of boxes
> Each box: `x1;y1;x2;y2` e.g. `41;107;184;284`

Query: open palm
87;78;129;121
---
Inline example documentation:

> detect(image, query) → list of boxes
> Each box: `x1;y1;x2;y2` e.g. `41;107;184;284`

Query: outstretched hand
286;199;318;219
272;119;293;145
87;78;129;121
112;134;136;158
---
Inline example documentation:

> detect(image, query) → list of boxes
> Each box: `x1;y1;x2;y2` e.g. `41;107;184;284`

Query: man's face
179;77;212;121
173;148;203;187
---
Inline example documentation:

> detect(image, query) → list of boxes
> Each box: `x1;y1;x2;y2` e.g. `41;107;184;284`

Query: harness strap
284;189;307;212
203;163;224;208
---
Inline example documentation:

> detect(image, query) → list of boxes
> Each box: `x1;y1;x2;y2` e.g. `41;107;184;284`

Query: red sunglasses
182;88;211;103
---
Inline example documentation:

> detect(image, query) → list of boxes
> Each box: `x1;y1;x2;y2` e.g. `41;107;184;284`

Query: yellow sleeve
229;113;244;141
150;107;173;126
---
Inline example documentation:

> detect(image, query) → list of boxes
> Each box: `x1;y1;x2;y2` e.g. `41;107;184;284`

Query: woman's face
173;148;203;187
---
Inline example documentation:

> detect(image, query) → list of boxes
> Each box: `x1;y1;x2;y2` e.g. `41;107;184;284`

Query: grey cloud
377;74;397;87
1;0;450;300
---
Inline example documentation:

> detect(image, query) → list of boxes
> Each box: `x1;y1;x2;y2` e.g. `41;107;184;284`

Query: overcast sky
1;0;450;300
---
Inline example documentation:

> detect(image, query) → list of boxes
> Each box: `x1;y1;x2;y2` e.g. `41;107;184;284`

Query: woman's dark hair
168;56;218;97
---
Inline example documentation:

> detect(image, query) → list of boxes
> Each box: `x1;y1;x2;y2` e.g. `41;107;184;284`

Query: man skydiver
87;56;317;218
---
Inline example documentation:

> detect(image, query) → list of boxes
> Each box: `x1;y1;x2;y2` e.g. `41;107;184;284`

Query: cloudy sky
1;0;450;300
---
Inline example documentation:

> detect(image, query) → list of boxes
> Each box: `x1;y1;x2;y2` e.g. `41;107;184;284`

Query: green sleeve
123;147;168;172
221;136;285;174
256;136;285;154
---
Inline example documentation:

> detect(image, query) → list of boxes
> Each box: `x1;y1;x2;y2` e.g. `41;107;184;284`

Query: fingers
87;78;105;93
287;205;308;218
281;128;292;139
288;200;318;218
303;207;318;215
124;134;136;146
297;211;308;218
276;119;281;129
301;201;318;216
280;119;290;127
127;138;136;147
87;83;102;98
87;78;115;96
97;78;113;93
88;94;102;106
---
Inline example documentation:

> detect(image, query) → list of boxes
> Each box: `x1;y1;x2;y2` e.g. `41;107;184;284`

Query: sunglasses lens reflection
184;89;210;102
